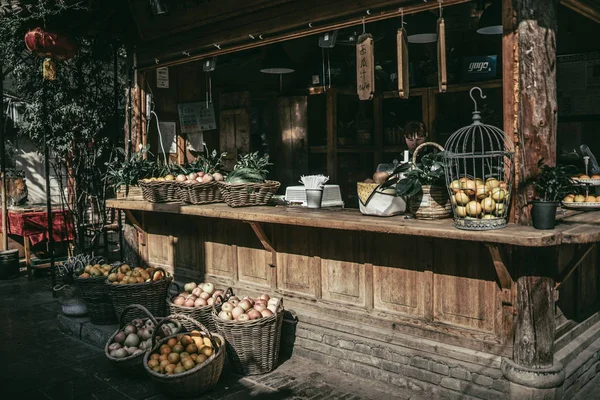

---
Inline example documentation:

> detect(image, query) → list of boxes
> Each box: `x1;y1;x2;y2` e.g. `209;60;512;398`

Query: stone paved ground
0;272;425;400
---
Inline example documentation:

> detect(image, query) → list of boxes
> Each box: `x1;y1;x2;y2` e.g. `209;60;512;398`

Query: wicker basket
105;304;183;375
107;267;172;321
139;180;179;203
143;314;226;398
212;296;284;375
75;276;117;324
408;142;452;220
166;284;233;332
176;181;222;205
218;180;280;207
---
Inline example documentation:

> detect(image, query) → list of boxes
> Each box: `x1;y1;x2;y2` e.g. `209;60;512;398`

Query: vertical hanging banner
356;33;375;100
397;28;409;99
437;17;447;93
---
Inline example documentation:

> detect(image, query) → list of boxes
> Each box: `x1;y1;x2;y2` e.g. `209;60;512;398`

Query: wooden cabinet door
219;108;250;171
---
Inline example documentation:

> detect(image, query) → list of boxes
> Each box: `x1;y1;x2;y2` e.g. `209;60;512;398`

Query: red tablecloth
0;210;75;245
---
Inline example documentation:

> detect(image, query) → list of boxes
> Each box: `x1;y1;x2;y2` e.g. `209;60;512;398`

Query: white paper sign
177;102;217;133
158;121;177;153
156;67;169;89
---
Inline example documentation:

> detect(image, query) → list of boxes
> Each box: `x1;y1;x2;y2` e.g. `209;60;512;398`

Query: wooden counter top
106;199;600;247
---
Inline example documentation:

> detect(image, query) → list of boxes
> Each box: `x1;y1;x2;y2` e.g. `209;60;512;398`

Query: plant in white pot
530;159;577;229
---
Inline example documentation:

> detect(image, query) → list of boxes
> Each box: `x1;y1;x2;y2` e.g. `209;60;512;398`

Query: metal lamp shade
149;0;168;16
260;45;295;74
477;2;502;35
406;12;438;44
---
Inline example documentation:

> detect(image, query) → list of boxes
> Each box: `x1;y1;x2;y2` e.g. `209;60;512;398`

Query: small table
0;207;75;279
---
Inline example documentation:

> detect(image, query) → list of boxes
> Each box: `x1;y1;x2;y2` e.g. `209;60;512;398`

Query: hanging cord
439;0;443;18
146;105;168;165
322;47;326;91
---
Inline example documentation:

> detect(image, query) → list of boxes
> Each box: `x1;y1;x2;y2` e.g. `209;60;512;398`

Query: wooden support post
486;244;513;305
502;246;565;395
514;0;558;226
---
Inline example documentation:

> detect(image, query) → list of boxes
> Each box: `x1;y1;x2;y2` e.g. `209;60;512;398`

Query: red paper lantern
24;27;78;60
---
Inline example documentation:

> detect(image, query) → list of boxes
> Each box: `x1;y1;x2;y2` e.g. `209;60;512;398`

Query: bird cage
443;87;515;230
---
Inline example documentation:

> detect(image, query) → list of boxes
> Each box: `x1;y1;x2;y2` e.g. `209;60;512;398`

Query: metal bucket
0;249;19;279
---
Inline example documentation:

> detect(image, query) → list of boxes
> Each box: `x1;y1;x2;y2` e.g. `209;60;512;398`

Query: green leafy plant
225;152;272;183
105;146;155;191
189;148;227;174
531;159;577;202
391;152;446;197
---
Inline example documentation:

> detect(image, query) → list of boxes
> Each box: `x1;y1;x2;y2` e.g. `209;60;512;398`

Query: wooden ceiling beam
561;0;600;24
135;0;472;70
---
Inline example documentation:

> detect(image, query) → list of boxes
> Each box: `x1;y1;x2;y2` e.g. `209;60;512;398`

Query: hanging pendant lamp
477;2;502;35
149;0;168;16
260;44;295;74
406;11;438;44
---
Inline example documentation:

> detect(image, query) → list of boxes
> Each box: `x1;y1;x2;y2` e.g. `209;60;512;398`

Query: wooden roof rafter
561;0;600;23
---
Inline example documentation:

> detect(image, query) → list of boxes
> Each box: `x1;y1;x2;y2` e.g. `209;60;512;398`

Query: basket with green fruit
217;152;280;207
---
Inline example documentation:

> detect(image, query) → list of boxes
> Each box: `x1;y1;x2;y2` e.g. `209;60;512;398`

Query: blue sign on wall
461;55;498;81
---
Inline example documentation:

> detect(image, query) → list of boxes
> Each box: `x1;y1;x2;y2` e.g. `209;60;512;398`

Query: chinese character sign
356;33;375;101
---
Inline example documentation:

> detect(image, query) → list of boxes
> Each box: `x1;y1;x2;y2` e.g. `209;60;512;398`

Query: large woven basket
139;180;178;203
106;267;172;321
176;181;222;205
143;314;226;398
75;276;117;324
408;142;452;220
116;185;144;201
218;180;280;207
212;297;284;375
166;284;233;332
105;304;183;375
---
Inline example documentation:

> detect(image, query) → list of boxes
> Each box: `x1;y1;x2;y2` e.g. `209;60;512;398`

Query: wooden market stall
110;1;600;398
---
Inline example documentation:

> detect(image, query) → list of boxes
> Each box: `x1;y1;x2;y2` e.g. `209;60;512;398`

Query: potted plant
105;146;156;200
530;159;577;229
392;147;452;219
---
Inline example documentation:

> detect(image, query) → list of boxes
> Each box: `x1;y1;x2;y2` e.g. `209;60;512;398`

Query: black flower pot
531;200;559;230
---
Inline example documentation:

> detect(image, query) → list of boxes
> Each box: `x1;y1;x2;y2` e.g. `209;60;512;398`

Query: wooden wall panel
171;215;203;280
145;214;174;273
275;226;320;298
320;232;365;307
433;240;500;333
236;223;271;288
219;108;250;171
578;245;599;317
372;235;432;319
276;97;308;187
204;218;236;280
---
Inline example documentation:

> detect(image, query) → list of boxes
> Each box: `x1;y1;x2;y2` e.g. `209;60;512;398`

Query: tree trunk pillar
515;0;558;226
501;247;565;399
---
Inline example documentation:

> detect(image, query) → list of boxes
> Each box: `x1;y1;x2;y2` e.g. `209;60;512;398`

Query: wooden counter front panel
140;214;507;353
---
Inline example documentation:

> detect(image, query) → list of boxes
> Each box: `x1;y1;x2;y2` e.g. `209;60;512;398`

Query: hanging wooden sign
437;17;447;93
356;33;375;101
397;28;409;99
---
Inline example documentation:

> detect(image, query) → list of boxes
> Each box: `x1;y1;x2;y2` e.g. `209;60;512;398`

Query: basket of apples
167;281;233;332
175;171;225;205
212;294;283;375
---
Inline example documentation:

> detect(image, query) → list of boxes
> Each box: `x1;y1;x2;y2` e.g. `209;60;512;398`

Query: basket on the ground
139;180;178;203
212;296;284;375
166;284;233;332
106;267;172;321
218;180;280;207
143;314;225;397
75;275;117;324
408;142;452;220
105;304;183;375
176;181;222;205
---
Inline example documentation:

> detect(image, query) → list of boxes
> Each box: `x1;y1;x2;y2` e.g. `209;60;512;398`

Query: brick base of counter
285;317;509;400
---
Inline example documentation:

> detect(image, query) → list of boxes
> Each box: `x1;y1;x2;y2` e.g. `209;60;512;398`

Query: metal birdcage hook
469;87;486;113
